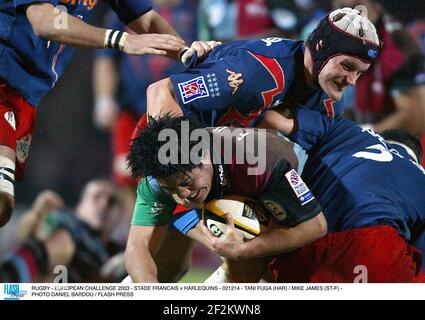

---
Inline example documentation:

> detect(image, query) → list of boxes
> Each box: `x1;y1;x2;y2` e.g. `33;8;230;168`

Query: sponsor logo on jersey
16;135;32;164
151;202;165;214
285;169;315;205
226;69;244;95
4;111;16;131
177;76;209;104
289;169;299;185
59;0;98;10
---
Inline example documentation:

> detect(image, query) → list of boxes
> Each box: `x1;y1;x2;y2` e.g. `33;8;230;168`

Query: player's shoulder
138;176;163;195
242;38;303;59
137;176;175;205
215;38;303;59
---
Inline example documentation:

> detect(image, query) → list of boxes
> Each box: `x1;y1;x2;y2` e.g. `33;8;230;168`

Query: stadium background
1;0;425;283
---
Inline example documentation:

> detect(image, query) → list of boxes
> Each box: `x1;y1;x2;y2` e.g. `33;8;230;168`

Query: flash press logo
3;284;27;300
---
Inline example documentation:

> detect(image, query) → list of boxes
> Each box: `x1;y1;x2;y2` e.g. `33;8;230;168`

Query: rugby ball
202;196;270;240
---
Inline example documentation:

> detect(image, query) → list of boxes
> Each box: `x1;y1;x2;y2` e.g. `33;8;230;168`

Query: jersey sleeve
102;0;152;25
288;108;335;152
131;176;177;226
13;0;59;13
259;159;322;227
169;49;274;116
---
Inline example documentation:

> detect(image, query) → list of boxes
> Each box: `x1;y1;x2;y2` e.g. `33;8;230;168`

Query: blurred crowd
1;0;425;283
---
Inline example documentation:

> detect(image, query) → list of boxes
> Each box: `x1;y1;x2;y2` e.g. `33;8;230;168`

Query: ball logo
207;222;224;237
368;49;377;58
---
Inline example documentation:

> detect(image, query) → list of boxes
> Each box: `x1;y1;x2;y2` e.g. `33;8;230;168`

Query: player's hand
17;190;64;242
123;33;186;56
32;190;65;220
180;40;222;65
201;213;245;260
93;98;119;131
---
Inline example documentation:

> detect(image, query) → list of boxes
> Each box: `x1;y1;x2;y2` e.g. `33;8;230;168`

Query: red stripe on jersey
217;52;285;127
323;99;335;118
249;52;285;109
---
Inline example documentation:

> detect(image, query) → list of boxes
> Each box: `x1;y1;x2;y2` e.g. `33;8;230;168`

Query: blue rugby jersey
0;0;151;107
169;38;343;128
290;109;425;254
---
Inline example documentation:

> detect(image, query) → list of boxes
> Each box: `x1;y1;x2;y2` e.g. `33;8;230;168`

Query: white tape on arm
0;156;15;196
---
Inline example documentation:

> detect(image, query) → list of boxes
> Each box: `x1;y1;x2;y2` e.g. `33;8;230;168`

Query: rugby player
125;115;327;283
0;0;218;227
145;6;380;125
0;179;121;282
126;110;425;283
205;107;425;282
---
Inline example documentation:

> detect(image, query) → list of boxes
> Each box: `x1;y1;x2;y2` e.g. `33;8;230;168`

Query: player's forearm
93;57;119;100
129;10;181;39
237;213;327;259
258;108;296;135
26;3;107;48
147;78;183;119
125;244;159;283
373;87;425;134
128;10;182;61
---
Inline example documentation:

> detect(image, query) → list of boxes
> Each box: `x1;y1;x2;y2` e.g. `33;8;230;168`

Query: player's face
318;55;370;101
158;162;214;208
77;181;120;232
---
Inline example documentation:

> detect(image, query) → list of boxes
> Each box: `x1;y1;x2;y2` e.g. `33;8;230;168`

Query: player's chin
185;187;209;206
325;82;343;101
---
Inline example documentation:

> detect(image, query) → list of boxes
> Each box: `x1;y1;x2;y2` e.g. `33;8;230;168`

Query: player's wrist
103;29;129;51
178;46;190;64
